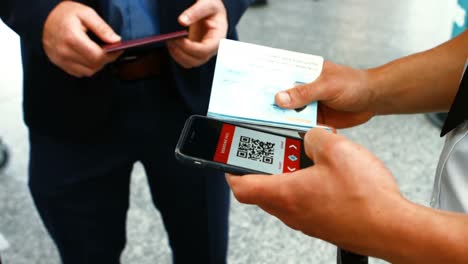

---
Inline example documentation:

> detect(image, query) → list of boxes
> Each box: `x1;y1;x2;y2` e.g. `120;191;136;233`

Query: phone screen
179;116;311;174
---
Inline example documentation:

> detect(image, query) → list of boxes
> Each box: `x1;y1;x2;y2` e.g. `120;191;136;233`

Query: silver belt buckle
120;55;138;62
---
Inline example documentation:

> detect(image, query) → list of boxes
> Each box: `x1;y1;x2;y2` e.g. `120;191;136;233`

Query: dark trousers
337;249;368;264
28;78;230;264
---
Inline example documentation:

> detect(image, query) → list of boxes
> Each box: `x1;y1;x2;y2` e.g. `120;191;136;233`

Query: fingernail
108;33;121;42
277;92;291;106
180;14;190;25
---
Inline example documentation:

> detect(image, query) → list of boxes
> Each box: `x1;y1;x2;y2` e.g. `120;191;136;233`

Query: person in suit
228;29;468;263
1;0;251;263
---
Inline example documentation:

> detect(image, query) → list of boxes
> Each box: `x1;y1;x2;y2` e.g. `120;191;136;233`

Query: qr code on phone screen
237;136;275;164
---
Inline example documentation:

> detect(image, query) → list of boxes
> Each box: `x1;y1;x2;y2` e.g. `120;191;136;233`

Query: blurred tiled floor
0;0;457;263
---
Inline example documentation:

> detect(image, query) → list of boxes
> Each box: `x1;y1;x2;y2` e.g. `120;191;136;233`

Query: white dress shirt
431;120;468;212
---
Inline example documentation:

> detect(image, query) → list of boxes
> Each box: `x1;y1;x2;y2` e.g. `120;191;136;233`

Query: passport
103;30;188;53
208;39;324;132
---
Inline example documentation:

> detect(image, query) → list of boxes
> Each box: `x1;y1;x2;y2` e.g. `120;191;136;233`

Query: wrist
364;66;390;116
368;197;468;264
367;195;418;262
338;193;412;261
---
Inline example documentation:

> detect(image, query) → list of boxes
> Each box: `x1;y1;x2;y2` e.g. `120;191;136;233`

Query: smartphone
175;115;314;175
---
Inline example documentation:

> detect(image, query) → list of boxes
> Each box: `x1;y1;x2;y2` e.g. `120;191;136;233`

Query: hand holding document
208;39;324;131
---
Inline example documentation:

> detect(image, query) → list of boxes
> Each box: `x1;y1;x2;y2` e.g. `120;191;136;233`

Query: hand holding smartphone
175;115;314;175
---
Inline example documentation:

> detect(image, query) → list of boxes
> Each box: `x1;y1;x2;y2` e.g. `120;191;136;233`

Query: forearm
352;197;468;263
367;30;468;115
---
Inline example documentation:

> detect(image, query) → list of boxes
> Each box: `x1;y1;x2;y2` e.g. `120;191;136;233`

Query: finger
226;173;289;207
168;33;220;62
318;104;373;129
103;50;124;64
303;128;342;163
178;0;219;26
63;62;97;78
68;30;109;66
66;34;102;66
69;30;122;68
48;43;98;76
324;111;373;129
227;167;320;215
77;8;121;44
60;47;121;76
275;81;325;109
168;44;203;68
168;39;207;60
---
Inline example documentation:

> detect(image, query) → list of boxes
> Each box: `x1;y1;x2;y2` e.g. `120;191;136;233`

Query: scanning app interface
213;124;302;174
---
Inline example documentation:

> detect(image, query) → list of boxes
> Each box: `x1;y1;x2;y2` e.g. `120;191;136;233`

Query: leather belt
111;49;166;81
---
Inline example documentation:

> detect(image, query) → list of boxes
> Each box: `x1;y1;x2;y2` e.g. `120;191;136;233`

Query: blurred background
0;0;464;263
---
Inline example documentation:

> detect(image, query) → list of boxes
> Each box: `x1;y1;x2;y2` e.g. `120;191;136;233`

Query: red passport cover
103;30;188;52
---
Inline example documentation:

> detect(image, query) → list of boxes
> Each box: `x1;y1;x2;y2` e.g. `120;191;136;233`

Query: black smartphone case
175;115;272;175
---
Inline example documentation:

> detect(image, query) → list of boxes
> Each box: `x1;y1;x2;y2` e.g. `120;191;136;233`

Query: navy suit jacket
1;0;251;141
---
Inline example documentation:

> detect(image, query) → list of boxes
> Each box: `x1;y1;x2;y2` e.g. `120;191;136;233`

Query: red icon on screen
283;139;301;173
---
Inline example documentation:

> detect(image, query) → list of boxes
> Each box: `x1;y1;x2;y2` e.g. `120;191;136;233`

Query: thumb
226;174;288;206
78;9;121;44
178;0;218;26
303;127;344;164
275;81;324;109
